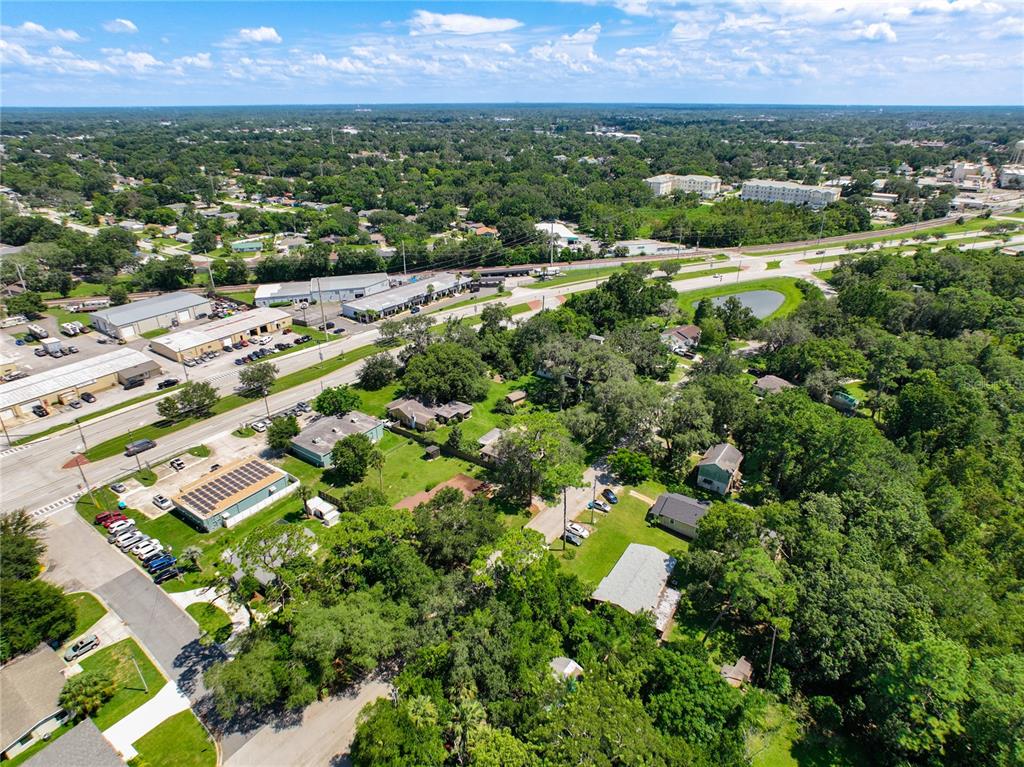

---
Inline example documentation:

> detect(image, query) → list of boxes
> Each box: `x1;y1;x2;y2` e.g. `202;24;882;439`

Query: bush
60;669;115;720
358;353;399;390
808;695;844;734
608;448;654;485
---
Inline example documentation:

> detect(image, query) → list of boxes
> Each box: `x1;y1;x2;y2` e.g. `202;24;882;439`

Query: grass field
186;602;233;645
141;328;169;339
441;290;512;311
750;704;867;767
83;341;379;460
130;710;217;767
559;486;688;588
220;290;255;306
69;592;107;637
353;431;483;505
525;266;623;289
675;277;807;321
766;260;782;270
80;638;166;730
44;304;93;328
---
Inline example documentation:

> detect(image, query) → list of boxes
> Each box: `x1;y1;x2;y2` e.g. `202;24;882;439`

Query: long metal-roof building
341;272;470;322
0;348;161;419
149;307;292;362
253;273;390;307
90;292;211;339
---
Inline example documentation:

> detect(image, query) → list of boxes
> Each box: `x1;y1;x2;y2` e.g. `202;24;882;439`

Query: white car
108;519;135;534
128;537;152;554
135;542;162;559
251;421;267;432
153;495;173;511
566;522;591;539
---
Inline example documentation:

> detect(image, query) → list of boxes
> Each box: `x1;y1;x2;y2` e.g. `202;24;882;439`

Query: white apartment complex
740;179;841;208
997;165;1024;189
645;174;721;199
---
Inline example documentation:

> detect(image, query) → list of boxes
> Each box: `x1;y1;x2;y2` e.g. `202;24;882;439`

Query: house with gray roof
90;292;211;339
22;719;124;767
754;374;795;395
696;443;743;496
591;544;680;634
289;412;384;468
0;646;68;760
648;493;712;539
386;397;472;430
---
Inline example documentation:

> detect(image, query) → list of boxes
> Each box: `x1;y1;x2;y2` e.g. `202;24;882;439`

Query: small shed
505;390;527;407
720;656;753;688
424;444;441;460
549;656;584;681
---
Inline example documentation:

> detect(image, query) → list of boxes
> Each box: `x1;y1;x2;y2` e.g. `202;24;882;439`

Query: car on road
124;439;156;457
251;421;267;432
110;483;127;494
64;634;100;661
601;488;619;505
156;378;179;390
566;521;591;539
67;346;79;354
587;499;610;513
563;530;584;546
153;495;173;511
153;567;181;584
209;464;221;472
81;392;96;403
332;328;345;335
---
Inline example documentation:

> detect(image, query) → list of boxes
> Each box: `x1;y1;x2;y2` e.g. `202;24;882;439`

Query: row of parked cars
250;400;310;431
94;511;180;584
564;489;618;546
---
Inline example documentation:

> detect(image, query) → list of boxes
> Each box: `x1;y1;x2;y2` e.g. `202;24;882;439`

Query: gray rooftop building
591;544;680;633
22;720;124;767
648;493;711;539
90;292;211;339
289;412;385;467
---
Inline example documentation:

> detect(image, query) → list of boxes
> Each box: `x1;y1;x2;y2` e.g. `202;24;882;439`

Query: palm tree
181;545;203;572
368;448;385;492
297;483;313;516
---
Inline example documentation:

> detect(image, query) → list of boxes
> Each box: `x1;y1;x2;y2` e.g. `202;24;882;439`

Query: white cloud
103;19;138;34
1;39;110;74
1;21;81;42
409;10;522;35
172;52;213;71
849;21;898;42
530;23;602;73
670;22;709;41
496;42;516;54
238;26;282;44
104;49;163;73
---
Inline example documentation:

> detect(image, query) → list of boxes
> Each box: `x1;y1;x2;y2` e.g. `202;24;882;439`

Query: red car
95;512;118;525
101;514;127;528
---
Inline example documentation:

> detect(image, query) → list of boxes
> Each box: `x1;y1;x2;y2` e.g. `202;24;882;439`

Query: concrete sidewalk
103;681;191;760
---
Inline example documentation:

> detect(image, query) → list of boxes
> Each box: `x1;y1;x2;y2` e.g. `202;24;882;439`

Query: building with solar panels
172;458;295;532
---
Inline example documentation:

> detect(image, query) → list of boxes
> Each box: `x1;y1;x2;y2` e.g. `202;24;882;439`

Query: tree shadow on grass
172;637;227;697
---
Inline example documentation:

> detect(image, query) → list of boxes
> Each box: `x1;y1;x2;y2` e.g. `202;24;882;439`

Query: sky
1;1;1022;107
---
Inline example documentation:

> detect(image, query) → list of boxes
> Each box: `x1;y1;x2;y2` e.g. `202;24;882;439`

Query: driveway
223;679;392;767
526;465;617;544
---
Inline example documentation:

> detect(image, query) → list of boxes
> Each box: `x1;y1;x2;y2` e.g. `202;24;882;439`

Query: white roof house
591;544;680;633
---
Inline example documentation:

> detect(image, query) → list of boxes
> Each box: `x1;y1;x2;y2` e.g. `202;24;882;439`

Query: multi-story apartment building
740;179;841;208
645;174;721;199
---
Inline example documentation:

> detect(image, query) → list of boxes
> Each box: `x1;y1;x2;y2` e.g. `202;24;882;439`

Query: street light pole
71;450;100;510
562;487;568;553
0;409;11;447
74;417;88;451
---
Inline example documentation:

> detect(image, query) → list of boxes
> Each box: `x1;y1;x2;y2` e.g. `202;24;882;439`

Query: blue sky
2;1;1022;106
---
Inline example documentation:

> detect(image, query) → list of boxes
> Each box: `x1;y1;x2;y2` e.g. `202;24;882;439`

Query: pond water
694;290;786;319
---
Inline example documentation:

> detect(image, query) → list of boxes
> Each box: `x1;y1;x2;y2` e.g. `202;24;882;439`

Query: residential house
720;657;753;688
591;544;680;634
21;720;124;767
661;324;702;354
386;397;473;430
504;390;527;407
0;646;68;760
754;374;795;395
477;427;505;464
696;443;743;495
829;391;859;414
289;412;384;468
472;225;498;237
648;493;711;539
549;657;584;681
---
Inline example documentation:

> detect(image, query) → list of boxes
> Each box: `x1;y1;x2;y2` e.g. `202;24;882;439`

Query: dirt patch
395;473;483;510
629;490;656;505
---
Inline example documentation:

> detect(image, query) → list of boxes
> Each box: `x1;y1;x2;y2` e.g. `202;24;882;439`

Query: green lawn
220;290;255;306
186;602;234;645
441;290;512;311
129;710;217;767
69;592;106;637
559;488;689;588
141;328;169;339
766;260;782;270
675;277;807;321
750;703;868;767
133;468;158;486
352;432;483;505
525;266;623;289
83;341;379;460
44;305;93;328
79;638;166;730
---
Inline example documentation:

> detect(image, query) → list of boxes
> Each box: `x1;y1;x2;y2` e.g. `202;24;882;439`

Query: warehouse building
90;292;211;339
173;458;296;532
0;348;161;420
341;272;471;322
289;411;385;467
253;273;391;307
149;307;292;362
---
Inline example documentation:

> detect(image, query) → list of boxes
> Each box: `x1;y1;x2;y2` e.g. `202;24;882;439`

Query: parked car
128;538;153;554
209;464;221;472
80;392;96;403
563;530;584;546
410;306;421;314
332;328;345;335
234;358;245;366
232;341;244;350
34;348;47;357
601;488;619;504
566;522;591;539
147;555;177;573
587;499;610;513
64;634;100;661
110;483;127;494
153;567;181;585
153;495;173;511
95;511;118;525
169;458;185;471
141;549;167;565
108;529;137;544
157;378;179;390
32;405;49;417
102;515;128;530
68;400;82;409
184;358;198;367
67;346;79;354
117;532;146;549
274;343;290;351
251;421;267;432
135;542;162;560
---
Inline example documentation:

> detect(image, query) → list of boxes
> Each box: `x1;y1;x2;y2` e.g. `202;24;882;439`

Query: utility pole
74;417;88;452
549;221;555;266
0;409;11;447
590;478;597;524
401;242;407;276
207;263;217;294
562;487;568;553
71;450;100;510
314;277;327;365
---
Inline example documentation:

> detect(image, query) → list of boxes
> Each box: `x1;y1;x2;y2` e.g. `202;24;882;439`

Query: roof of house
477;428;504;447
720;656;753;687
755;374;794;393
0;645;65;751
549;656;584;680
591;544;676;618
649;493;711;529
435;401;473;419
22;719;124;767
306;496;337;516
663;324;701;342
697;443;743;473
90;292;208;327
174;458;288;520
0;348;159;410
387;397;471;423
505;390;527;402
290;412;383;456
